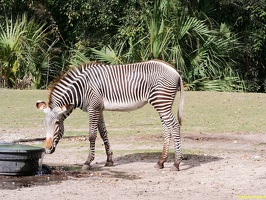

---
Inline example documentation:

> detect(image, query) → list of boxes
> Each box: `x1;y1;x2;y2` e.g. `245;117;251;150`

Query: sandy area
0;130;266;200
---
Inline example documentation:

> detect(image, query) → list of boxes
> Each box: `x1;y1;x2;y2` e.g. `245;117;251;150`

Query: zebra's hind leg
154;117;170;169
170;119;182;171
98;113;114;167
155;110;182;171
154;134;171;169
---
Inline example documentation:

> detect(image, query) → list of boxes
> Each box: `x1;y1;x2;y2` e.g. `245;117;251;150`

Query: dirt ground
0;130;266;200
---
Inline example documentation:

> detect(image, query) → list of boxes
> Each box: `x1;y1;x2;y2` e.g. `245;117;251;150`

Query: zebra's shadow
107;152;223;171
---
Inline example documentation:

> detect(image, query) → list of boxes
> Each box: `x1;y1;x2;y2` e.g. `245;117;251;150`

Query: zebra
36;59;184;171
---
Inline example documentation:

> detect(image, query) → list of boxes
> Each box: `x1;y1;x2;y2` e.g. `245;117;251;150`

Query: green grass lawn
0;89;265;136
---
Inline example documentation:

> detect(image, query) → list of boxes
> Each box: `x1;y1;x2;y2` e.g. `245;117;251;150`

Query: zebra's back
84;60;180;111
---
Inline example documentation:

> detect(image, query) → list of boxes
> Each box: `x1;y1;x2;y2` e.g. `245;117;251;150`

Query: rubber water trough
0;143;50;176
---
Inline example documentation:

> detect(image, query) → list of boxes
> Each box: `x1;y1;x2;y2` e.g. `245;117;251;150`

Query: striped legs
154;110;182;171
170;115;182;171
149;88;182;171
82;109;113;170
82;108;98;170
155;115;171;169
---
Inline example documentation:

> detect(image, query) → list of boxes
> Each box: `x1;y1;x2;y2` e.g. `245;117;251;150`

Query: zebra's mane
48;68;68;108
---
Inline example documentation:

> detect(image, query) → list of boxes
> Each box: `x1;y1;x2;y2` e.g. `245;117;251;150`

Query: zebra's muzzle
45;148;55;154
45;137;55;154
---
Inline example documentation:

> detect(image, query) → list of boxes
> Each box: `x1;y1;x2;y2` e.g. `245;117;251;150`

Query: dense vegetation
0;0;265;92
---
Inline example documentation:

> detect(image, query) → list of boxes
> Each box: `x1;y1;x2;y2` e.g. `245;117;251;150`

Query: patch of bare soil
1;132;266;200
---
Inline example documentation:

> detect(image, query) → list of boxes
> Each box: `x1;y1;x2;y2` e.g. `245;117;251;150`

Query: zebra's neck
48;70;85;109
49;89;78;108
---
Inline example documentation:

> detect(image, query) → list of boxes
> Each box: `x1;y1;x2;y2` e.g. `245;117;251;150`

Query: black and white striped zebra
36;60;184;171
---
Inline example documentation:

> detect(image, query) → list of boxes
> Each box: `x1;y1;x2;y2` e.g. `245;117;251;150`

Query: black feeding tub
0;143;46;176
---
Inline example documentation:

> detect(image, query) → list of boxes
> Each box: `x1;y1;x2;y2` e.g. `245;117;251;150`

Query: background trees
217;0;266;92
0;0;265;92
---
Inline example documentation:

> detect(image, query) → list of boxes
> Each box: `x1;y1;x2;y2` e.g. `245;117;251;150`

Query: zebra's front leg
82;133;97;170
82;109;99;170
98;113;114;167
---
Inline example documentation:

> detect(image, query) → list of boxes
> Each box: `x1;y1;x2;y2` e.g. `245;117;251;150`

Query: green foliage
90;46;122;65
68;49;90;67
0;0;265;92
90;0;244;92
0;14;57;89
187;76;245;92
214;0;266;92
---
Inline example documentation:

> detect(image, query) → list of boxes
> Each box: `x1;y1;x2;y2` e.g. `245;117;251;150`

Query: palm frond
91;44;125;64
187;76;245;92
68;49;90;67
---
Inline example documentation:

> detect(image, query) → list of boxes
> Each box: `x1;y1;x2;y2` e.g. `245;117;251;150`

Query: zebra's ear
58;104;74;114
36;101;50;114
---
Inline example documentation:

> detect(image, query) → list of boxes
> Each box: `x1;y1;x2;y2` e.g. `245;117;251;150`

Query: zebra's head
36;101;73;154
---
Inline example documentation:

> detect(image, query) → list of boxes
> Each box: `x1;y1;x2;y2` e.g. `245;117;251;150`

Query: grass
0;89;265;136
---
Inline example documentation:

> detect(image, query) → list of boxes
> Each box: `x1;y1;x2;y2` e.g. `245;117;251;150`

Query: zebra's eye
55;121;60;126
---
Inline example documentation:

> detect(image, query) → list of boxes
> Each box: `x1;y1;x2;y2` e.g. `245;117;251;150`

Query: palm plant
146;0;171;60
0;14;57;88
90;44;125;65
0;16;25;87
68;49;90;67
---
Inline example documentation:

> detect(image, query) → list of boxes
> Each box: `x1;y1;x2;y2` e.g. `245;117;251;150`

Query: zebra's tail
178;77;184;126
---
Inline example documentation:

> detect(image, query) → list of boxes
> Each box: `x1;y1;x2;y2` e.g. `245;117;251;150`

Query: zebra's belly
103;100;147;111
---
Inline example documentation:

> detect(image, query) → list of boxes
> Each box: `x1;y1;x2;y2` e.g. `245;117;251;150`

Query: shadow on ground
0;152;222;190
113;152;222;171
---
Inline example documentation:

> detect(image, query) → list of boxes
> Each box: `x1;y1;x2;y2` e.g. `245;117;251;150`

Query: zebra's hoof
154;162;164;169
170;165;179;171
170;159;181;171
82;164;91;171
105;161;114;167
